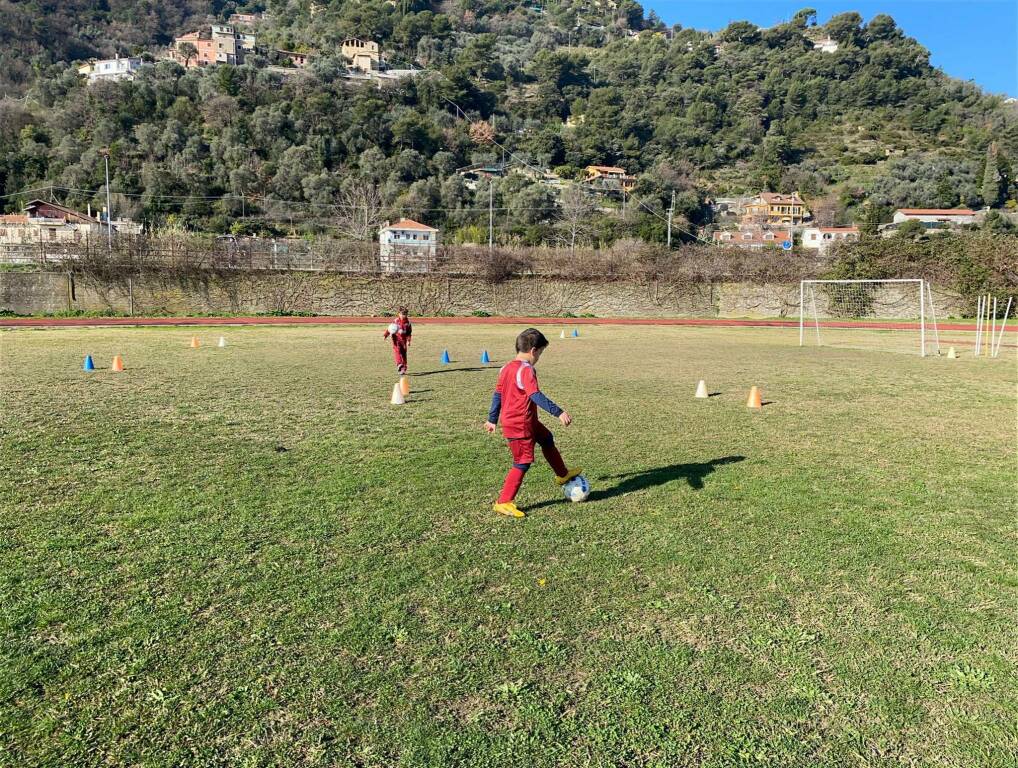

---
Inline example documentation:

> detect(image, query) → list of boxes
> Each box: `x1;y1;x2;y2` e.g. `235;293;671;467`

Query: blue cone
571;328;579;337
83;355;95;371
481;350;491;364
440;349;451;364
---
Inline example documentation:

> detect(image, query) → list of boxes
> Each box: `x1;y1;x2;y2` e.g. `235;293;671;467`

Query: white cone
560;330;566;339
947;346;957;359
218;336;226;348
391;383;405;405
695;380;709;399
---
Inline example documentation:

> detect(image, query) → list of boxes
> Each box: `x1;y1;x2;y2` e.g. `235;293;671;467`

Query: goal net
799;279;940;356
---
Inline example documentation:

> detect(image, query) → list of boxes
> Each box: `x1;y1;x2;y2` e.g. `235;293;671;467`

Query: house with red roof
0;200;105;247
378;218;440;273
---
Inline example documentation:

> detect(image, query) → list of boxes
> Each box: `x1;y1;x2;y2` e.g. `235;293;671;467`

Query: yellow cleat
493;502;526;518
555;467;583;486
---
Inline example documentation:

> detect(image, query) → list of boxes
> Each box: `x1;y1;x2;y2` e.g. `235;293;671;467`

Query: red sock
497;467;526;503
541;444;568;477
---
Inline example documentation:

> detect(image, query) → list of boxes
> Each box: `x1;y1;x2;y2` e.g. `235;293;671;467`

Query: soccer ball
388;322;399;335
563;475;590;503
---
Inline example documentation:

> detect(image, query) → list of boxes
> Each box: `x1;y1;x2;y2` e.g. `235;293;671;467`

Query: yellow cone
400;375;410;396
391;383;405;405
190;336;200;349
695;380;709;399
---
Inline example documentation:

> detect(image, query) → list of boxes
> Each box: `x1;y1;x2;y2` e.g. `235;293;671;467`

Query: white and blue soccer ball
388;322;399;335
563;475;590;503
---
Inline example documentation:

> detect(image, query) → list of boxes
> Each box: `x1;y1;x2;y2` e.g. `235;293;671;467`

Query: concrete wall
0;271;969;318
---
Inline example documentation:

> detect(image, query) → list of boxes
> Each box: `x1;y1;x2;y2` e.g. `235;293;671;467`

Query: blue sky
645;1;1018;96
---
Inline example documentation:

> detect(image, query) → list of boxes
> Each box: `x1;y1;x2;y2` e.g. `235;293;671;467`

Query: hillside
1;1;1016;243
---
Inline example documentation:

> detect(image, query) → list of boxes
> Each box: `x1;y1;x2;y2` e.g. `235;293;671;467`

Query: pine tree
982;143;1004;208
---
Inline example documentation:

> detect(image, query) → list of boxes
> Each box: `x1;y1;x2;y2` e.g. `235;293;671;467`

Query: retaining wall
0;271;969;318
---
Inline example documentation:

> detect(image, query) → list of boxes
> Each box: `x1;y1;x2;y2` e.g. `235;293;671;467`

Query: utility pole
99;147;112;252
488;180;494;252
666;189;675;248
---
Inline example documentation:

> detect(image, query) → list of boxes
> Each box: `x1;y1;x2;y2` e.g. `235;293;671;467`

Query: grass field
1;324;1016;767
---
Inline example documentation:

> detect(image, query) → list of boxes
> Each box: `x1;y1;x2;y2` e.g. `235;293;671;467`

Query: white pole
799;280;805;346
919;279;926;357
926;281;941;355
974;295;984;356
992;297;998;356
985;295;993;356
810;286;822;345
104;152;113;252
992;296;1012;358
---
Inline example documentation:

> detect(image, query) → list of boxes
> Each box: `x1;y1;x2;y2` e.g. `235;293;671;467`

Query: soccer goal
799;279;940;357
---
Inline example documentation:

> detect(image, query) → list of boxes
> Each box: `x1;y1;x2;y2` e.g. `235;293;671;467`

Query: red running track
0;315;991;331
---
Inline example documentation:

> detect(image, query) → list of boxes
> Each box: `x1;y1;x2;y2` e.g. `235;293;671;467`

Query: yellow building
743;192;808;226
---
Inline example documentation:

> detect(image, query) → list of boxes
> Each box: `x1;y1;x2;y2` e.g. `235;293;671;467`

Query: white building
378;218;439;273
342;38;381;71
813;37;839;53
712;227;791;250
802;226;860;252
892;208;979;225
77;56;145;82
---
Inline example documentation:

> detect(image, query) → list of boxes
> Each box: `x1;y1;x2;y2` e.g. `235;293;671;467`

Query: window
742;233;752;240
422;234;429;241
48;229;56;240
764;234;774;240
809;233;817;240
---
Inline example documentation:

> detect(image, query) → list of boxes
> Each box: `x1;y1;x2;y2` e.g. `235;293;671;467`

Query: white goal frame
799;279;940;357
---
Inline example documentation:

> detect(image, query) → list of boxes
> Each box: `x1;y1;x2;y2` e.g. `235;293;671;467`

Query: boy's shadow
526;455;745;511
590;456;745;500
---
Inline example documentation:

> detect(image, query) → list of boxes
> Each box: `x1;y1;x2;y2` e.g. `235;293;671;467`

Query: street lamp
99;147;112;251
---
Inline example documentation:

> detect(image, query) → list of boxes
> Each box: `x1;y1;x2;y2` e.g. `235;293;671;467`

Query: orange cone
400;375;410;396
111;355;125;372
746;386;762;409
190;336;200;349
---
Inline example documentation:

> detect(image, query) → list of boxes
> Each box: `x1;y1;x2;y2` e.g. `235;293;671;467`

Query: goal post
799;279;940;357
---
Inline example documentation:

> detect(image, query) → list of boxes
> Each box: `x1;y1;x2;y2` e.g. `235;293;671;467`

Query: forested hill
2;1;1016;243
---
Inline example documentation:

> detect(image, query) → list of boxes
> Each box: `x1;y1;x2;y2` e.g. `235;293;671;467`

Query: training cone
83;355;95;372
746;386;762;409
947;346;957;359
218;336;226;348
481;350;491;364
560;330;566;339
695;380;709;399
111;355;125;373
571;328;579;338
391;382;405;405
400;375;410;396
440;349;451;364
190;336;200;349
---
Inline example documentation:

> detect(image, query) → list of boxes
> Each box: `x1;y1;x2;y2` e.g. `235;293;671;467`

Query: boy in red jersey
484;328;582;518
382;306;412;375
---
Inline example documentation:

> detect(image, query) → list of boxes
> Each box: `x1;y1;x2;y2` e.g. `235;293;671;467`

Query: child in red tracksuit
484;328;581;518
382;306;412;375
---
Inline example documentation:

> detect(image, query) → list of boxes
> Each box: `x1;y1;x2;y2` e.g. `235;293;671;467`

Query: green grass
1;324;1016;767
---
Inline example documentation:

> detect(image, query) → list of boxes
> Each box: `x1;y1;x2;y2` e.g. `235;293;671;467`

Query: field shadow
414;367;491;376
589;455;746;500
